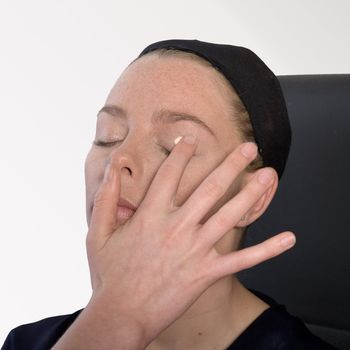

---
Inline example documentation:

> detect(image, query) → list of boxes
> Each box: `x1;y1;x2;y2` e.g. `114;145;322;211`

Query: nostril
109;152;134;177
122;166;132;176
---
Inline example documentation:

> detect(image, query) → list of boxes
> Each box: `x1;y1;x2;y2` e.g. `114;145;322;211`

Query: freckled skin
84;54;246;254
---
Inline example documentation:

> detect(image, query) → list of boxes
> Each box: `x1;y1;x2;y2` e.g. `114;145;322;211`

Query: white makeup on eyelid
174;136;183;145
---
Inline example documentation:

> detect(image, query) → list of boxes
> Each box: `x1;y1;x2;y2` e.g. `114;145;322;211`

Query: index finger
137;135;198;213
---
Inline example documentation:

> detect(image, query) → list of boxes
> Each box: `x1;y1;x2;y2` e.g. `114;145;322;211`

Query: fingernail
258;169;273;184
241;142;257;158
174;136;183;145
280;234;296;248
183;135;196;144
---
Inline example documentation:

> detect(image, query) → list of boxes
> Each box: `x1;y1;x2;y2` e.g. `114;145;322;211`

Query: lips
90;196;137;221
117;197;137;220
118;197;137;211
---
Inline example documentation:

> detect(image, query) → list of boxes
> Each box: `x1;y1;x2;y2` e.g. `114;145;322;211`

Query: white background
1;0;349;344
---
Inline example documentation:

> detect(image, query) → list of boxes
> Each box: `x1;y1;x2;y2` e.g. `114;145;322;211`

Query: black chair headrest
237;74;350;350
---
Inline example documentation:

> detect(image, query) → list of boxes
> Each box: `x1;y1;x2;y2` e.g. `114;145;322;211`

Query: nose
107;148;136;177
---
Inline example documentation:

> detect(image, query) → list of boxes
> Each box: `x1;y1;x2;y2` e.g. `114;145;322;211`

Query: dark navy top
2;290;338;350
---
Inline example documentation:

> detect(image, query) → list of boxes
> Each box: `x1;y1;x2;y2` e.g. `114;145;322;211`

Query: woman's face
84;54;247;250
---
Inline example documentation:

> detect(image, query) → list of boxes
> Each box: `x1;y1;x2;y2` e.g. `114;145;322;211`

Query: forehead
107;54;235;121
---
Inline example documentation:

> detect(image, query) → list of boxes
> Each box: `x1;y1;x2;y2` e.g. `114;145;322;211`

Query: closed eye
155;142;171;156
93;140;123;147
160;147;171;156
93;139;171;156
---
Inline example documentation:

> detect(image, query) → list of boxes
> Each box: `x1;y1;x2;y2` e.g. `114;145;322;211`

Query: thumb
87;161;121;252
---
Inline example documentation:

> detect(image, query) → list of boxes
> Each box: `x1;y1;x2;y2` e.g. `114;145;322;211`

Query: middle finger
178;142;258;226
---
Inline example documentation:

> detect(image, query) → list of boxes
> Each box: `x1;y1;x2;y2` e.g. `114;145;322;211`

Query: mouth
116;197;137;220
118;197;137;211
117;205;136;220
90;196;137;222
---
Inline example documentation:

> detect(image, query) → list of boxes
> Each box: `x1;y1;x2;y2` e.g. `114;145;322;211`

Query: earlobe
236;168;279;228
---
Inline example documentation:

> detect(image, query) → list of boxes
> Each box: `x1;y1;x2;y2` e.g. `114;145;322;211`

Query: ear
235;167;279;228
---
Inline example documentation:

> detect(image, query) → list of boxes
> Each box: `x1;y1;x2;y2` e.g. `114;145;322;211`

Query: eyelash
93;140;171;156
93;140;122;147
161;148;171;156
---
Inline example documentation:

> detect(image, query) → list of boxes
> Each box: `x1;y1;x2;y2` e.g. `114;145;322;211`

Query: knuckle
227;253;249;272
261;241;280;259
228;150;249;169
213;213;230;228
270;243;283;258
159;162;176;179
233;256;246;271
93;188;109;208
203;180;224;198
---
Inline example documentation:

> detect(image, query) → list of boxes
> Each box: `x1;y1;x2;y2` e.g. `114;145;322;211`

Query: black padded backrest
237;75;350;350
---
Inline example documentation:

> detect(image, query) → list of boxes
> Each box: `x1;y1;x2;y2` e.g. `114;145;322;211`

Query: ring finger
199;167;275;247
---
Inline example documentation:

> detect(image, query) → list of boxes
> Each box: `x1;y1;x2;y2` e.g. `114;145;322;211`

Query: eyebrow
97;104;216;137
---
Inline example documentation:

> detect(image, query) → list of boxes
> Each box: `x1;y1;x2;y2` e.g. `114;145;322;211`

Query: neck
146;276;270;350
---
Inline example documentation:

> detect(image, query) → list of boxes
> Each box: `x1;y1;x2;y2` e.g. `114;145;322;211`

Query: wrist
52;293;148;350
86;293;149;349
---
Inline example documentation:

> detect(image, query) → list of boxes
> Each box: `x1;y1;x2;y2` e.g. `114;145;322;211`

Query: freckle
198;332;203;336
174;136;183;145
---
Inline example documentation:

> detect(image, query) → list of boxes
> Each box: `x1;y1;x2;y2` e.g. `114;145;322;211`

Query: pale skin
52;54;296;350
